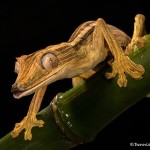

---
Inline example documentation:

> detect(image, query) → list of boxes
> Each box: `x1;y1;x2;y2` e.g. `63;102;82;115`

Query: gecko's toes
105;54;144;87
11;116;44;140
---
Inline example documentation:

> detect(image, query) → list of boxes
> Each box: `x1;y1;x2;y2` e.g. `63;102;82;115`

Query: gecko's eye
41;53;58;71
14;62;20;74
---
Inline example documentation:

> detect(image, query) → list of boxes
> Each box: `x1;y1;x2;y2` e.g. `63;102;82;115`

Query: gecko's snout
11;83;24;99
11;83;19;93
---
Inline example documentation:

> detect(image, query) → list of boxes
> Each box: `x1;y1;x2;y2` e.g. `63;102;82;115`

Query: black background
0;0;150;149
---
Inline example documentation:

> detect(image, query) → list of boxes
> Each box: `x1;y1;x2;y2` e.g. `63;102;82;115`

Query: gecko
11;14;146;140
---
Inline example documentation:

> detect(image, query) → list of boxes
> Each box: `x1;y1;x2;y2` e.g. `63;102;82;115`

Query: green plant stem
0;36;150;150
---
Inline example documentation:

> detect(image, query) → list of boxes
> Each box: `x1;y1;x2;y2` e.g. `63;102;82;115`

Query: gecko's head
11;43;77;99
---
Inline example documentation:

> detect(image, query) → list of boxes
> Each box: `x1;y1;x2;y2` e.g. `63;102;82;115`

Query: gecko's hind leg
72;70;96;87
126;14;146;55
96;18;145;87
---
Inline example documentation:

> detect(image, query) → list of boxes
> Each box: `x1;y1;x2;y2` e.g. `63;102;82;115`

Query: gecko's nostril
11;83;24;99
11;83;18;93
11;83;23;93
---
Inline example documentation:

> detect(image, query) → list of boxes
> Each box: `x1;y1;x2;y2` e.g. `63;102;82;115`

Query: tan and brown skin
11;14;145;140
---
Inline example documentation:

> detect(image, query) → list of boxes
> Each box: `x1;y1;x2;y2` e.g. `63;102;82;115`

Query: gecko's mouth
12;91;23;99
11;87;36;99
11;81;46;99
11;69;65;99
11;81;45;99
12;88;36;99
11;84;31;99
11;87;24;99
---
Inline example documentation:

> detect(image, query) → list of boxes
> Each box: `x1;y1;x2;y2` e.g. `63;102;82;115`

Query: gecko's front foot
11;115;44;140
105;53;145;87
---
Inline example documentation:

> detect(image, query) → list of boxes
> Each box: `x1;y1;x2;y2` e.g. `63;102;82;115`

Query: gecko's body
12;21;131;99
11;14;145;140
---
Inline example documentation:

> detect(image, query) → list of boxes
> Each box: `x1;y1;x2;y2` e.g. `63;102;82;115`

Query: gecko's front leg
96;18;145;87
11;86;47;140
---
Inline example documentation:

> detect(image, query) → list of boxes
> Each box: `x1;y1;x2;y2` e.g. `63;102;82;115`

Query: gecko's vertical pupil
41;52;58;71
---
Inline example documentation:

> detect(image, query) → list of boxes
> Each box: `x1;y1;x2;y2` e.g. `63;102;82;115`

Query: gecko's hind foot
105;53;145;87
11;115;44;140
